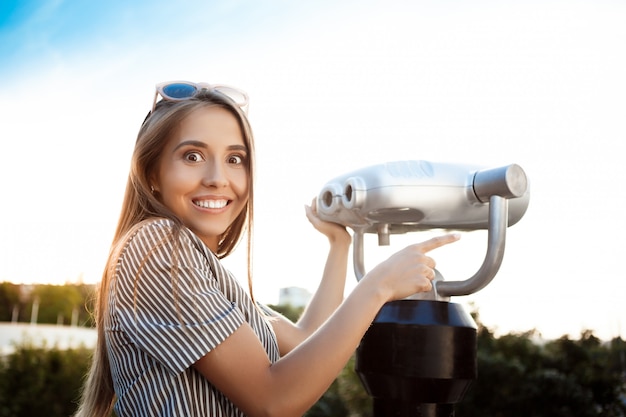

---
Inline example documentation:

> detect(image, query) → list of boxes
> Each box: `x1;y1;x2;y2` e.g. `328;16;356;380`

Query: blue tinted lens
162;83;197;99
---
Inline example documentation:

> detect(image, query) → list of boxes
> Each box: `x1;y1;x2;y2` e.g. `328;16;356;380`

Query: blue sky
0;0;149;67
1;0;625;341
0;0;307;77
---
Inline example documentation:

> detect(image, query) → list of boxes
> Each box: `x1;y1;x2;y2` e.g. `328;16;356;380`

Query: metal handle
353;230;367;281
353;195;509;298
435;196;508;297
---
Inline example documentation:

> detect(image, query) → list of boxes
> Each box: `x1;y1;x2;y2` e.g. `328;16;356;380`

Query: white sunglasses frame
151;81;249;112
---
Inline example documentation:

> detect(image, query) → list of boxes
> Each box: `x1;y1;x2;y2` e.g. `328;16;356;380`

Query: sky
0;0;625;341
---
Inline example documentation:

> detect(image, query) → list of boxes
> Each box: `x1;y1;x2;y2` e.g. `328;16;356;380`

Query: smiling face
153;105;249;251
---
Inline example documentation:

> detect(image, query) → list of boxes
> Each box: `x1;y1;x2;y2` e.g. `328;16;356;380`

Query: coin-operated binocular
317;160;530;417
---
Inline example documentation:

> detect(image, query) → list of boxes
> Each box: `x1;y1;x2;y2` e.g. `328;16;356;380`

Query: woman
75;81;460;417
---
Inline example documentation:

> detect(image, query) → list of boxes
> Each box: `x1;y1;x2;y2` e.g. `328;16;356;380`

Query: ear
148;174;160;193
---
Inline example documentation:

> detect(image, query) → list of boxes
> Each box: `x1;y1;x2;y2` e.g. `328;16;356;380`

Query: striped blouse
105;218;279;416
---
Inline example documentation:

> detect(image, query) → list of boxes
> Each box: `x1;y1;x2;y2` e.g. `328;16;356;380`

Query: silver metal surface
435;196;508;297
316;160;530;297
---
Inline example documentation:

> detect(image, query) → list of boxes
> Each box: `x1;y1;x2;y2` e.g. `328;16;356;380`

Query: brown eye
228;154;245;165
184;151;205;163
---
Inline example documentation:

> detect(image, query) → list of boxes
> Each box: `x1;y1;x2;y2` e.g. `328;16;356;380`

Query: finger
304;204;315;221
413;264;435;280
416;278;433;293
422;255;436;270
414;233;461;253
419;264;436;280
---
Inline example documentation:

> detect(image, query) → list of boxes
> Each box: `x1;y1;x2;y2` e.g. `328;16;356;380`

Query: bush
1;312;624;417
0;343;92;417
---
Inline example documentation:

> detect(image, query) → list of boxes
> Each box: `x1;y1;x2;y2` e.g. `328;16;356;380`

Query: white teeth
194;199;227;209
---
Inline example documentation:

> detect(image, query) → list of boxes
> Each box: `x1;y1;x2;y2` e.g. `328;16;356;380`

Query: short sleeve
113;221;245;374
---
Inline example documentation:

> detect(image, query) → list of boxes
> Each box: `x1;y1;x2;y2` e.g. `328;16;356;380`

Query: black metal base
357;300;477;416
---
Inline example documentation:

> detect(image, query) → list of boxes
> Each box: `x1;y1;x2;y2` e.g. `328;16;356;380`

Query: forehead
169;105;246;148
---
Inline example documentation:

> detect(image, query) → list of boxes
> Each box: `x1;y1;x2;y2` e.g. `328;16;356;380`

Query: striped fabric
106;218;279;416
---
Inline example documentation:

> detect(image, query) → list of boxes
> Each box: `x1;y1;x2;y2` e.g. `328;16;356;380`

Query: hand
363;234;461;301
305;198;351;245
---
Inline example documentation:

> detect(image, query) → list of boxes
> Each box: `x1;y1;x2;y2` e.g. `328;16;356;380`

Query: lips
193;199;229;209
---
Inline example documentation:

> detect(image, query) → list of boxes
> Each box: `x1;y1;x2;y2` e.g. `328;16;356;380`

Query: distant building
278;287;312;308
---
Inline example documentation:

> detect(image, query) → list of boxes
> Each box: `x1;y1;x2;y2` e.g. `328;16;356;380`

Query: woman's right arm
193;234;460;417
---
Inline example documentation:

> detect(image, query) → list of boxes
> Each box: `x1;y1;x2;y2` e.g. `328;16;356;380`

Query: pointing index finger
415;233;461;253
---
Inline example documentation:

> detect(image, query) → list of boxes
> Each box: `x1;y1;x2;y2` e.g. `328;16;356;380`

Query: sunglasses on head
151;81;249;112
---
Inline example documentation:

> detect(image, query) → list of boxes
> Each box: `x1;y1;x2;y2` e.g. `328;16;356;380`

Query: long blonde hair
74;90;256;417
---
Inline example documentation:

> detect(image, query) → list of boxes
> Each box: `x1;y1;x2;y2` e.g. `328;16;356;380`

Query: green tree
0;282;96;326
544;332;626;416
29;284;84;325
74;283;97;327
267;303;303;322
0;282;21;321
336;355;372;417
458;328;626;417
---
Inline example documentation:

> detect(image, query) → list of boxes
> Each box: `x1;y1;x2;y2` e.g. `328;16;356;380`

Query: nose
202;160;229;188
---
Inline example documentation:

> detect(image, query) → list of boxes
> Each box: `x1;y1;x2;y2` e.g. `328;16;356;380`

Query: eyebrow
173;140;248;153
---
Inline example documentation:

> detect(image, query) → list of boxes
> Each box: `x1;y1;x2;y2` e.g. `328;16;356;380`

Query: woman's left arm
270;199;351;355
